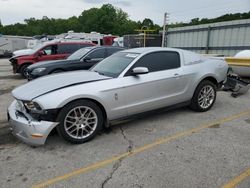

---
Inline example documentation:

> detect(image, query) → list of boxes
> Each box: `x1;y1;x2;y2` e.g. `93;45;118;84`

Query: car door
83;48;106;65
56;43;76;59
65;48;106;71
36;44;59;62
121;51;185;115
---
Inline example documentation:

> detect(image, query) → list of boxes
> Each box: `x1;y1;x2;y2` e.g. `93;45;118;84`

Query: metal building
0;35;32;56
166;19;250;56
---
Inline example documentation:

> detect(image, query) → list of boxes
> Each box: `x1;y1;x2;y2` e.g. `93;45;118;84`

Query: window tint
67;44;80;53
68;48;91;60
79;43;94;48
88;49;106;59
128;51;180;74
107;48;123;56
42;45;57;55
57;44;79;54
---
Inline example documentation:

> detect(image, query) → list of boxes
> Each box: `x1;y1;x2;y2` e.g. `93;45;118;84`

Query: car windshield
32;43;46;51
67;47;92;60
91;52;139;78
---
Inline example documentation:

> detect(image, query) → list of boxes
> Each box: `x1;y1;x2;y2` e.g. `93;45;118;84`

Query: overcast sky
0;0;249;26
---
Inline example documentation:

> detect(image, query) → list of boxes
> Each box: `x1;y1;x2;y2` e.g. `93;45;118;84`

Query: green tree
142;18;154;28
190;18;199;25
1;5;249;36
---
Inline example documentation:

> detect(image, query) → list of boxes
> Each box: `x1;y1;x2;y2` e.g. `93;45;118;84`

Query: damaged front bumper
7;100;58;146
9;57;18;73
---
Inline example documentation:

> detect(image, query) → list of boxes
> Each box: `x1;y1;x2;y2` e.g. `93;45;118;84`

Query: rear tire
190;80;217;112
56;100;103;144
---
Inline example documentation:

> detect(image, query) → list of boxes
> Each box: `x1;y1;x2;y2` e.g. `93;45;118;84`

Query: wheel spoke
83;127;90;134
69;127;77;134
66;123;76;130
67;115;77;120
80;108;87;118
85;123;93;131
198;96;204;102
65;119;75;124
76;128;79;138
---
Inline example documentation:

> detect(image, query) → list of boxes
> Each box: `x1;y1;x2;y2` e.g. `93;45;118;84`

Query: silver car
8;47;228;145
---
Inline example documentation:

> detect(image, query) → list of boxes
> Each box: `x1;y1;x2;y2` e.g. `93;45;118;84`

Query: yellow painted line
222;168;250;188
33;110;250;188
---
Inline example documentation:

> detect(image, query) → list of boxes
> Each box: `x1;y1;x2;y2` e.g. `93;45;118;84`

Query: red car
9;41;95;77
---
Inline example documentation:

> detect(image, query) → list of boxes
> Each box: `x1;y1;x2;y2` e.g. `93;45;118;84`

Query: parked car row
7;47;229;146
25;46;124;80
9;40;96;77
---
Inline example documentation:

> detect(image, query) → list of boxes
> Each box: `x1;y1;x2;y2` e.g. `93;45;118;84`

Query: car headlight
31;67;46;74
23;101;42;111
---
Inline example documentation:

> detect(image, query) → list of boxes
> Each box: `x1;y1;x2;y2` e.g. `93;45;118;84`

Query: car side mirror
131;67;149;75
38;51;45;56
84;56;91;62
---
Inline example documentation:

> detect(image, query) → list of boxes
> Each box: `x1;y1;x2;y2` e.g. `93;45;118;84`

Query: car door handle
174;73;180;78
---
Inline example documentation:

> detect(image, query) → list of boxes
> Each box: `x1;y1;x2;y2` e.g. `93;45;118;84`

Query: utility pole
162;12;169;47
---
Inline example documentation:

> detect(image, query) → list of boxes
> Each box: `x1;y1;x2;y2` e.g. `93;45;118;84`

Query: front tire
57;100;103;144
20;64;30;78
190;80;217;112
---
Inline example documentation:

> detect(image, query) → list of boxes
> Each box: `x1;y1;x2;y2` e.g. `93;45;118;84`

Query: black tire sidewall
190;80;217;112
56;100;103;144
20;64;30;78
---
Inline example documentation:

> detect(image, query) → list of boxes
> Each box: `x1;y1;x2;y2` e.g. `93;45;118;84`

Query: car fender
34;90;109;117
196;73;219;85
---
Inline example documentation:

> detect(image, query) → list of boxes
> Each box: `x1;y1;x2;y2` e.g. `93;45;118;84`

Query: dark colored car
25;46;124;80
9;41;96;77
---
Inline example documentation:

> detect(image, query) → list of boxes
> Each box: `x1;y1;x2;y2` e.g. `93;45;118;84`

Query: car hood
13;49;34;56
28;59;78;70
12;70;111;101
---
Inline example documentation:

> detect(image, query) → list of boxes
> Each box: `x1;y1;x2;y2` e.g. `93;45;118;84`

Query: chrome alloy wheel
64;106;98;139
198;85;215;109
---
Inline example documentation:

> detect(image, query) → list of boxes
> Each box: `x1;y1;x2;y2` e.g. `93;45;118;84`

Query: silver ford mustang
8;47;228;145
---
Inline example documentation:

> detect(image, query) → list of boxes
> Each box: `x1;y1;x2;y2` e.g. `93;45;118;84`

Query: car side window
67;44;80;53
42;45;57;55
125;51;180;76
88;49;106;59
107;48;122;56
57;44;73;54
79;43;94;48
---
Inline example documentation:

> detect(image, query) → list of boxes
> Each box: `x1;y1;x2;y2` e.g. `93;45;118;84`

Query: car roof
122;47;184;54
43;40;95;45
84;46;125;50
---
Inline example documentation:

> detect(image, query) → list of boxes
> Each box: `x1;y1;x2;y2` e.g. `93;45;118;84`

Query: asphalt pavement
0;58;249;188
